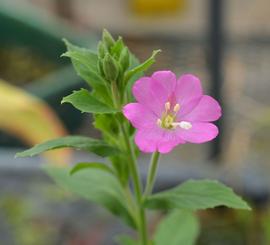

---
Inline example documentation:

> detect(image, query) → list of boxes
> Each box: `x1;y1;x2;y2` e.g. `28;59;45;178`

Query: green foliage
144;179;251;211
110;37;125;59
103;53;120;81
102;29;115;50
45;166;136;228
62;39;112;106
124;49;161;84
16;136;120;158
119;47;130;71
116;235;138;245
154;210;199;245
62;89;118;114
70;162;115;175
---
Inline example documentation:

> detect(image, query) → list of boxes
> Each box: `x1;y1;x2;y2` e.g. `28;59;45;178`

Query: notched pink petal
182;95;222;122
175;74;203;108
132;77;163;116
135;127;164;153
177;122;219;144
151;70;177;96
157;131;185;153
135;127;184;154
123;103;157;129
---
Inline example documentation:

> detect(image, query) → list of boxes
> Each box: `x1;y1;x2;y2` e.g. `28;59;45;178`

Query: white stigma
172;121;192;130
165;102;171;111
173;103;180;113
179;121;192;130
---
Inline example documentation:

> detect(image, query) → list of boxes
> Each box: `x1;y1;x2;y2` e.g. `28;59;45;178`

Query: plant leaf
70;162;114;175
45;166;136;228
62;89;118;114
62;39;112;105
144;179;251;211
154;210;199;245
124;49;161;83
116;235;138;245
16;136;120;158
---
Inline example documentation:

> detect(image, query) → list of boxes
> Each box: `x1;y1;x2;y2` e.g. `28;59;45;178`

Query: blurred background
1;0;270;244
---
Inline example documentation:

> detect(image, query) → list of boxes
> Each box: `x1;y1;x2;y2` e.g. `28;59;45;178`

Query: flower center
157;102;192;130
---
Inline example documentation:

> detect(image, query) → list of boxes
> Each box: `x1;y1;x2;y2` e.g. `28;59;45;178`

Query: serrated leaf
62;89;118;114
70;162;114;175
154;210;199;245
16;136;120;158
62;39;112;105
124;49;161;83
145;179;251;211
45;166;136;228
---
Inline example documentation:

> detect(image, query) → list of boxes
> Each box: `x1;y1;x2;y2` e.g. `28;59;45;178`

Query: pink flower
123;71;222;153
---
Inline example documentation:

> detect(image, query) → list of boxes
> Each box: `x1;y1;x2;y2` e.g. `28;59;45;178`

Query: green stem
120;124;147;244
110;81;148;244
111;80;120;108
144;152;160;197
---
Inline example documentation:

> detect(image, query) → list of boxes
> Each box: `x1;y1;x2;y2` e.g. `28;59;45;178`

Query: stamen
156;119;162;127
165;102;171;111
173;103;180;113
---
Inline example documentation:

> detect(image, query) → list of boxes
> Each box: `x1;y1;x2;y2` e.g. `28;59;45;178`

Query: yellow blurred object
131;0;186;16
0;79;70;165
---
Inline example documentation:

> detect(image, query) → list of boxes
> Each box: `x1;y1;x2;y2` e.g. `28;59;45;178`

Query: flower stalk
144;151;161;197
110;76;148;245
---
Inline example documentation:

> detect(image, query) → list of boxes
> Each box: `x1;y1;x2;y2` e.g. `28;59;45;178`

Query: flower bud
119;47;130;71
102;29;115;50
103;54;119;82
97;41;105;58
97;58;105;77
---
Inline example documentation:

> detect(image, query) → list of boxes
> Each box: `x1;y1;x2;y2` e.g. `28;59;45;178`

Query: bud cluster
97;29;130;84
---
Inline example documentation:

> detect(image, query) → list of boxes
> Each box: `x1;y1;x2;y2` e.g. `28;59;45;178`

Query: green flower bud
103;54;119;82
97;41;105;58
102;29;115;50
119;47;130;71
97;58;105;77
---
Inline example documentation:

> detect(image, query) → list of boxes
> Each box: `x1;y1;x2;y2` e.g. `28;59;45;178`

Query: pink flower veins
123;71;222;153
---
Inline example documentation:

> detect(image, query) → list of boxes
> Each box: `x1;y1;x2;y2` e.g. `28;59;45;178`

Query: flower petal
123;103;157;129
175;74;203;115
132;77;165;116
177;122;218;143
157;131;185;153
151;70;177;98
181;95;222;122
135;126;184;153
132;71;177;117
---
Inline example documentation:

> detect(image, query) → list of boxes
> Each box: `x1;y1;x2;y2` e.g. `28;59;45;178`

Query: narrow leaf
70;162;114;175
16;136;120;158
154;210;199;245
145;179;251;211
45;166;136;228
62;89;118;114
124;49;161;83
